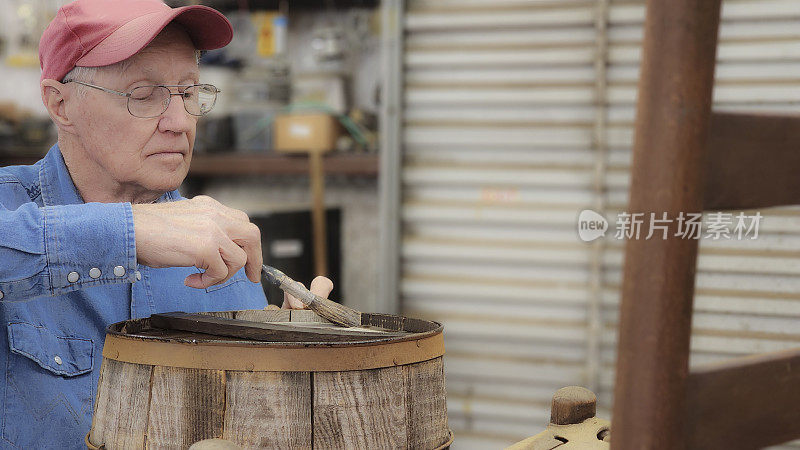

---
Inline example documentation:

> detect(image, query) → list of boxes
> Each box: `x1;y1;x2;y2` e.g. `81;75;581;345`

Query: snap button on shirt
67;271;80;283
54;355;63;365
88;268;101;279
113;265;126;277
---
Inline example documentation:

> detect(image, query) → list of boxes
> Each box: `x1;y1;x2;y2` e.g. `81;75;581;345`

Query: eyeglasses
68;81;220;118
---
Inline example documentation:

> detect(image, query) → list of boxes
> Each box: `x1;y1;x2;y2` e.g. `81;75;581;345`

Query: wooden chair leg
611;0;722;448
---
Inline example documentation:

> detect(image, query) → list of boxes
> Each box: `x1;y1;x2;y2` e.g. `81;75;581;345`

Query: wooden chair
611;1;800;449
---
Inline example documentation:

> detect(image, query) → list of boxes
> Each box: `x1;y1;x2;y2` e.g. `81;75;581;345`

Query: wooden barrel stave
91;358;150;447
148;366;226;449
223;370;311;448
406;358;449;449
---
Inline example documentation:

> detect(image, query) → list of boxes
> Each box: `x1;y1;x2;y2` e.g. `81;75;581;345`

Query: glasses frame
67;81;221;118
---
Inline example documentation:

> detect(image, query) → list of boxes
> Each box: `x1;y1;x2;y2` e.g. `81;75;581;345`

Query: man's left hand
282;276;334;309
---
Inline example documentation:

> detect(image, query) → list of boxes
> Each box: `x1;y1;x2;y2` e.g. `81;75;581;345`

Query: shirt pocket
4;322;94;447
7;322;93;376
204;269;249;293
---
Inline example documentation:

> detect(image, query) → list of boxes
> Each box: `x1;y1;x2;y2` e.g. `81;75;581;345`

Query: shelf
0;153;379;177
175;0;379;10
189;153;378;177
0;154;42;166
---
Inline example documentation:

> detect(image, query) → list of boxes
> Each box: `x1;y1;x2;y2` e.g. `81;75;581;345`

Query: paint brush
261;264;362;328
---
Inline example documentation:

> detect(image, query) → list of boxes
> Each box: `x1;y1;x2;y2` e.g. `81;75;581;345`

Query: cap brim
75;5;232;67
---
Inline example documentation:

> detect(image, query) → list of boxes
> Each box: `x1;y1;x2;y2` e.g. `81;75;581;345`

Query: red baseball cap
39;0;233;82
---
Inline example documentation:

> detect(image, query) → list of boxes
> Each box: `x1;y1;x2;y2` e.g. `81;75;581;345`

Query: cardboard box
273;113;341;153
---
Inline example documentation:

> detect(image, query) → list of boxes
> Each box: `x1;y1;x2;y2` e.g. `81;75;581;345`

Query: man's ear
41;79;72;129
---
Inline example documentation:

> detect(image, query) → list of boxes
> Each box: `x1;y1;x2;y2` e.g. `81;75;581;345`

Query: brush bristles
262;264;362;327
310;297;362;327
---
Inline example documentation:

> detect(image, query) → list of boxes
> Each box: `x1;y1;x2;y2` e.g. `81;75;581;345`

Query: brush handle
261;265;362;328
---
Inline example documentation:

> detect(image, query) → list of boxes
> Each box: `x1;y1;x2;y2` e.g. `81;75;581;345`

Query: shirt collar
39;143;82;207
38;143;181;206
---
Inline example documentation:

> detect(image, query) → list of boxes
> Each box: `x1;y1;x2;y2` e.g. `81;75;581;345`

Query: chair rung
704;112;800;211
686;346;800;449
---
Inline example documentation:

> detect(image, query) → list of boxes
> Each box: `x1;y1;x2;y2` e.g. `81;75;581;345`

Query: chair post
611;0;722;449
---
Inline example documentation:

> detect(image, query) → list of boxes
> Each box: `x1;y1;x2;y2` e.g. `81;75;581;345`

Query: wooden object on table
88;309;451;449
508;386;610;449
308;149;328;276
273;113;342;278
550;385;597;426
612;1;800;449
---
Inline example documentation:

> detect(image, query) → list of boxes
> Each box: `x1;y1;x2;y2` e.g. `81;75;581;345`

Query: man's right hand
132;195;263;289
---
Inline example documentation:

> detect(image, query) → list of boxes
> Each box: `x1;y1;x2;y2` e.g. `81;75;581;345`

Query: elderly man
0;0;330;446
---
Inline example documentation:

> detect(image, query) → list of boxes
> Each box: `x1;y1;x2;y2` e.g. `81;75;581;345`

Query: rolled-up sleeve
0;201;137;301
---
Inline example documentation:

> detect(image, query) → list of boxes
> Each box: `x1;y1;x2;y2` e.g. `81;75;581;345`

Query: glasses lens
128;86;170;118
183;84;217;116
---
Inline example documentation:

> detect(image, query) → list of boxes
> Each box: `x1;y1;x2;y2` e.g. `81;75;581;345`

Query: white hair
62;49;201;98
61;66;98;98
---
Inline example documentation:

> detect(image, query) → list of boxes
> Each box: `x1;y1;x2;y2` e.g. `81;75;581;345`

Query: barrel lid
102;309;445;372
107;309;441;346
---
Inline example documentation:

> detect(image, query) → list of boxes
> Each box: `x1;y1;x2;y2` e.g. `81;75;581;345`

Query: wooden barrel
88;309;451;449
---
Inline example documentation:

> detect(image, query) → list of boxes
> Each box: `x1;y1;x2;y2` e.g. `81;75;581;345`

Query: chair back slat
704;112;800;211
686;348;800;449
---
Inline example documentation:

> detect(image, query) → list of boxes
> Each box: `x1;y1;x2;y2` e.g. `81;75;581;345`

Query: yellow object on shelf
5;52;39;68
252;12;287;57
273;113;341;154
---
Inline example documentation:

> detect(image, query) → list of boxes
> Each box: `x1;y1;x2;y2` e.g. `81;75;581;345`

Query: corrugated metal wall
398;0;800;448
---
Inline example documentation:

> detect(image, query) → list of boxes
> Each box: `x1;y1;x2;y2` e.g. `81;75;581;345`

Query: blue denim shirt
0;144;267;448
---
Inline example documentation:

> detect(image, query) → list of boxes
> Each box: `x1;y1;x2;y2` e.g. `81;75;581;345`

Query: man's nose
157;93;195;134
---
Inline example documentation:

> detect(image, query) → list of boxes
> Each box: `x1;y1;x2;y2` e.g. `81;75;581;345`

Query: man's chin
138;154;190;191
142;171;188;194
